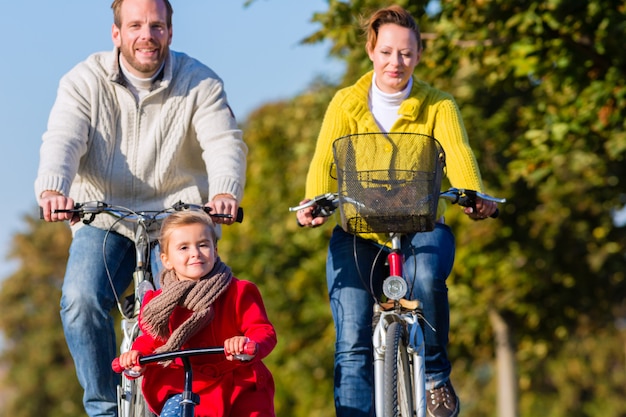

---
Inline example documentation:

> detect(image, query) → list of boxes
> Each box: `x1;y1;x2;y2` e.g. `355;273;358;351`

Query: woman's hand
295;199;329;228
463;196;497;220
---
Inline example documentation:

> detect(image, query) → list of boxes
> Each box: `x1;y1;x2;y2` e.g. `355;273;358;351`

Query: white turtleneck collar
369;72;413;132
119;59;165;102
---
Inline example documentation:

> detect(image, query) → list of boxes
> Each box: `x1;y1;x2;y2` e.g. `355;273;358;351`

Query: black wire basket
332;133;446;234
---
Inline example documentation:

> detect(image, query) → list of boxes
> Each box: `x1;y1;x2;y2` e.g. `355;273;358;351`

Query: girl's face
160;223;217;281
367;23;421;93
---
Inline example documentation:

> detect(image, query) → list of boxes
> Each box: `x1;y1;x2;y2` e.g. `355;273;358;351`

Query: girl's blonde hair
159;210;216;254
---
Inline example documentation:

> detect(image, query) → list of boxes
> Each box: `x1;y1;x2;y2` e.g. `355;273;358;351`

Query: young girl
117;210;276;417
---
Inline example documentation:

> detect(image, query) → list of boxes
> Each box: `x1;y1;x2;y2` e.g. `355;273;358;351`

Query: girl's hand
118;350;145;375
224;336;256;361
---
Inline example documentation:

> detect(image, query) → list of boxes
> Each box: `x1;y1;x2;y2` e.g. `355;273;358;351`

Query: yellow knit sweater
305;71;485;243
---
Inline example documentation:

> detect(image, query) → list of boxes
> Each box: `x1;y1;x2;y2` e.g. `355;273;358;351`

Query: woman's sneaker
427;380;460;417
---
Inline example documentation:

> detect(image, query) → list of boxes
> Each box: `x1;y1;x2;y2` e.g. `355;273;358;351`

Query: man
36;0;247;415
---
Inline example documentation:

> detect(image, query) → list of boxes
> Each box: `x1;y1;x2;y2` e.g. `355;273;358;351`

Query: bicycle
290;132;505;417
46;201;243;417
111;341;257;417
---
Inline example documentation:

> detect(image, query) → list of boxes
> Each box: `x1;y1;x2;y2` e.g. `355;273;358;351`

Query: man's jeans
61;225;161;417
326;224;455;417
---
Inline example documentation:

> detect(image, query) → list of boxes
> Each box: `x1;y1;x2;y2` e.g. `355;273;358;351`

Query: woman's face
368;23;421;93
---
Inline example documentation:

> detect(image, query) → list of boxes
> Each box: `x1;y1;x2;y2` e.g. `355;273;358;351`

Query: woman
296;5;496;417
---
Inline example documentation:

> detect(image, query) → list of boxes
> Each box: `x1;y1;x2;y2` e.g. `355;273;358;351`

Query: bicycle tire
384;321;414;417
134;380;155;417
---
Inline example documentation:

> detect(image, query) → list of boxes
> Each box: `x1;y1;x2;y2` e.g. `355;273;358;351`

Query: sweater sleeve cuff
209;177;244;202
34;176;71;202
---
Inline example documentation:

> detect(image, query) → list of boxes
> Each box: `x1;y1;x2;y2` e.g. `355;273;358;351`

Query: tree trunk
489;309;518;417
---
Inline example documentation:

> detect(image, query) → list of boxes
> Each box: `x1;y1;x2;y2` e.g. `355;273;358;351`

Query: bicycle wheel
133;378;155;417
384;321;414;417
117;375;155;417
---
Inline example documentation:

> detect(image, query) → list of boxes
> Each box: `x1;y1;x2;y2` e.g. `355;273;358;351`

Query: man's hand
39;191;78;224
205;194;239;225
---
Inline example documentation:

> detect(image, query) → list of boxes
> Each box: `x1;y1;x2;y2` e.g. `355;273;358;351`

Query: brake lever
310;194;339;218
455;189;501;219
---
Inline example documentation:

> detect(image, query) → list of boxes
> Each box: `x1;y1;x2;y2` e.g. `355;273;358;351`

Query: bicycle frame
372;233;426;417
118;217;156;417
50;201;243;417
290;186;505;417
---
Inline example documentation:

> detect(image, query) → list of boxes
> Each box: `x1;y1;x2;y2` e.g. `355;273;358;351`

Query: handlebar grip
232;340;258;361
111;357;142;378
203;207;244;223
111;358;123;373
243;340;257;356
235;207;244;223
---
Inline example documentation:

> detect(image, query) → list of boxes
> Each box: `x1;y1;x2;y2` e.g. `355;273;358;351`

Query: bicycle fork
373;308;426;417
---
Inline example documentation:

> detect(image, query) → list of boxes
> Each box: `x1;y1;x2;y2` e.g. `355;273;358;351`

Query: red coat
131;277;277;417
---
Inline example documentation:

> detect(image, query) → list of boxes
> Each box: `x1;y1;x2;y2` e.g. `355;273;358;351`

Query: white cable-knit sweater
35;48;247;239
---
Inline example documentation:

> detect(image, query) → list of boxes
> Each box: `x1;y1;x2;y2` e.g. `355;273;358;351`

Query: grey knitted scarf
139;257;233;357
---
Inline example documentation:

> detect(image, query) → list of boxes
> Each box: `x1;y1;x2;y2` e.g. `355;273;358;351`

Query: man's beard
119;42;168;76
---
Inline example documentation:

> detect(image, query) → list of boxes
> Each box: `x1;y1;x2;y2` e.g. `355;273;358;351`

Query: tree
3;1;626;416
217;82;339;417
423;2;626;415
252;0;626;415
0;215;83;417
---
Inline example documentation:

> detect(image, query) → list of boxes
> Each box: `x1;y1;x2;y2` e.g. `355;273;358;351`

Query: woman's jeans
61;225;162;417
326;224;455;417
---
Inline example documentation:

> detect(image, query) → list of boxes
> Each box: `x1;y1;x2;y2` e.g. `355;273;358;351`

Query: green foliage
246;0;626;416
0;216;82;417
3;1;626;416
423;1;626;415
217;83;339;417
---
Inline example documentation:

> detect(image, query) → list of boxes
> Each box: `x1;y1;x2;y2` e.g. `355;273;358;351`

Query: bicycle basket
332;133;445;234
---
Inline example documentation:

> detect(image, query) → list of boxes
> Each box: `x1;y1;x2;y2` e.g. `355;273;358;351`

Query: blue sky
0;1;344;279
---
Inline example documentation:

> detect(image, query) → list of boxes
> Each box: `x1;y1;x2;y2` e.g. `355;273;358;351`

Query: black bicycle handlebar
440;188;505;218
40;200;244;224
111;340;257;417
289;188;505;219
111;341;258;374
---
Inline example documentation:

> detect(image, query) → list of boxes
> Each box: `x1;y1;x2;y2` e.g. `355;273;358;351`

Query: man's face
111;0;172;78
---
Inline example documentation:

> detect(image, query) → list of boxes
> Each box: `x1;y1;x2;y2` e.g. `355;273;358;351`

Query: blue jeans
61;225;162;417
326;224;455;417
